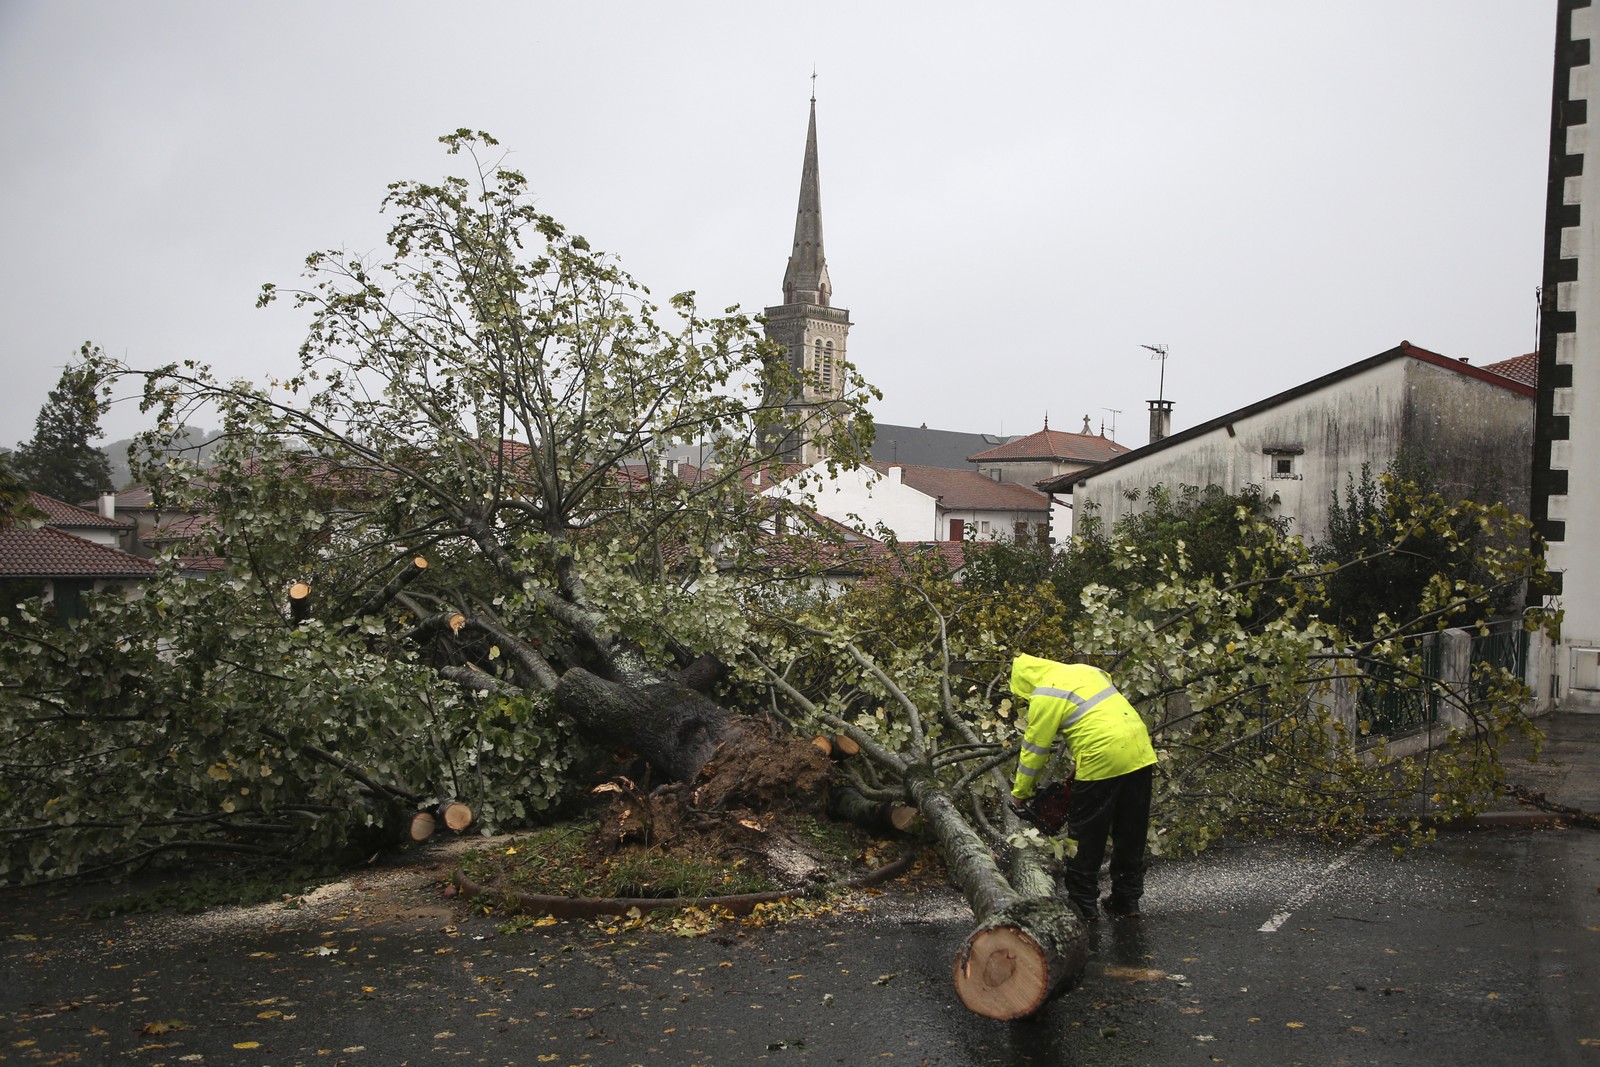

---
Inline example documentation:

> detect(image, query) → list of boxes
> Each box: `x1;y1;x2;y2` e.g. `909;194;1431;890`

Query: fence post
1438;628;1472;731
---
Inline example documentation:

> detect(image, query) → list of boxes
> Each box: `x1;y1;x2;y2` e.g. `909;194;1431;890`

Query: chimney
888;463;903;485
1148;400;1174;444
99;492;117;519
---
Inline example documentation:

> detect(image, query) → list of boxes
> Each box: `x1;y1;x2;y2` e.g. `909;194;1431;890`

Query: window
1263;445;1303;480
820;340;834;391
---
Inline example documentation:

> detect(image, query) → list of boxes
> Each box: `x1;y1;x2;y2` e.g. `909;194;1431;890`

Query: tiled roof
29;492;128;530
745;533;965;580
871;423;1013;469
1482;352;1538;387
0;525;159;579
113;486;158;508
80;486;158;510
144;513;217;544
870;463;1050;511
967;424;1128;465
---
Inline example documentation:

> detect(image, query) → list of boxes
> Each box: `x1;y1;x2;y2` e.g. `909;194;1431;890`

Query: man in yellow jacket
1008;653;1157;922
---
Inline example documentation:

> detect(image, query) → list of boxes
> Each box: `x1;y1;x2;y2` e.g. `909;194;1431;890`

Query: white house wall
1538;1;1600;709
1074;356;1532;552
767;462;938;542
1076;359;1412;543
942;508;1048;542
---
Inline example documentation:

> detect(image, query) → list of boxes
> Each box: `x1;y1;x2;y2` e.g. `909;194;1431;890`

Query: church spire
781;97;831;307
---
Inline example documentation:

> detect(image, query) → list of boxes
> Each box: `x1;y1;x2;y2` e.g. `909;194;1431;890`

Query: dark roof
0;525;159;579
967;423;1128;465
870;462;1049;511
144;513;217;544
1482;352;1538;387
870;423;1014;470
1038;341;1537;494
30;492;128;530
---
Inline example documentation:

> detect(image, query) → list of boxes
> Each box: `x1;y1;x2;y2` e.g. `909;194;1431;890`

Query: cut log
288;582;312;624
409;810;436;842
440;800;473;832
953;898;1088;1020
810;735;833;757
827;785;918;834
831;733;861;758
899;764;1087;1018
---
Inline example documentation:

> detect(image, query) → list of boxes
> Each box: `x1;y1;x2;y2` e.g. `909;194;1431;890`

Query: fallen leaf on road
1103;966;1166;983
141;1020;187;1035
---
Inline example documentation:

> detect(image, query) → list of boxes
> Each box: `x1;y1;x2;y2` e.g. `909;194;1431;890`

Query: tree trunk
953;898;1087;1020
902;763;1087;1020
554;667;739;783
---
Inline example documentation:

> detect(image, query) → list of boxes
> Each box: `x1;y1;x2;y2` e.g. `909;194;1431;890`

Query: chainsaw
1017;777;1072;835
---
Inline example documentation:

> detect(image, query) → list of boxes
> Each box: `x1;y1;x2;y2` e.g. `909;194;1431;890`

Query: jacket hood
1010;653;1057;700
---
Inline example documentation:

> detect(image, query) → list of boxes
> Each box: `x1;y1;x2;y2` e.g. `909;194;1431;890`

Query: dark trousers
1064;764;1154;912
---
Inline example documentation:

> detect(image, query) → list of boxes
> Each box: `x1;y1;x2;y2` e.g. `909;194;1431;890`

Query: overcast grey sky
0;1;1558;452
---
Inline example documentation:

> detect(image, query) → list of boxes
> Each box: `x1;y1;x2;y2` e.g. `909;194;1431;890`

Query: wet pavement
2;712;1598;1066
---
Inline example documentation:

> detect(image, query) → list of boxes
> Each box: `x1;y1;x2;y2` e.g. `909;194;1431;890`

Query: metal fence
1356;618;1529;742
1357;636;1440;740
1468;619;1529;706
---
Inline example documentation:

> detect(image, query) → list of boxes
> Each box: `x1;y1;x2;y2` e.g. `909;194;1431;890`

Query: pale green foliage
0;572;579;883
755;486;1552;860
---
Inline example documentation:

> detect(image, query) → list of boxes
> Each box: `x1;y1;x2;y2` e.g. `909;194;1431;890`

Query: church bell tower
764;92;853;465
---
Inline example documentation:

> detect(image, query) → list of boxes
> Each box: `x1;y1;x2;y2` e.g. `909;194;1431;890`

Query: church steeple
781;97;831;307
763;90;854;466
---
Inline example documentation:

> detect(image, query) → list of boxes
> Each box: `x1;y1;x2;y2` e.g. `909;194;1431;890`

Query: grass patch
460;813;881;901
460;819;771;899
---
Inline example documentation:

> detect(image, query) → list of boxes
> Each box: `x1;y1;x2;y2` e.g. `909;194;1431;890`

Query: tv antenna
1140;344;1169;403
1100;407;1121;440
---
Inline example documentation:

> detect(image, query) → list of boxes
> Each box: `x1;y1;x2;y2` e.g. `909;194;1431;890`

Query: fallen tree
0;132;1557;1023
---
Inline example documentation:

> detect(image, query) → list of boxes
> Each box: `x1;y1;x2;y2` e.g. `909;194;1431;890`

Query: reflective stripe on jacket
1009;653;1156;798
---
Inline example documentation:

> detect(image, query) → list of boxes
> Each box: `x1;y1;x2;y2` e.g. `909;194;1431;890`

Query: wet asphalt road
3;822;1598;1067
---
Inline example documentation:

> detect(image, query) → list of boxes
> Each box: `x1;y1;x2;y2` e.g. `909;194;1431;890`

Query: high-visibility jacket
1009;653;1156;799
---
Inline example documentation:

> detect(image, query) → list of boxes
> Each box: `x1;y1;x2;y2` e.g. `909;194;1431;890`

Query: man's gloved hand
1007;794;1031;820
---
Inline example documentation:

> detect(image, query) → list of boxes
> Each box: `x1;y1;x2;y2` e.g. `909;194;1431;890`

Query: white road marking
1258;835;1377;933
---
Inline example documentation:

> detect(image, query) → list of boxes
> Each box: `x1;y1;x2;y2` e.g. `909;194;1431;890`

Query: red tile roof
744;533;966;582
1482;352;1538;387
0;525;159;579
966;424;1128;465
870;463;1049;511
29;492;128;530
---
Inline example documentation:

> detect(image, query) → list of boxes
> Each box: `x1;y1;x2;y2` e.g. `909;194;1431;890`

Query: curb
1420;809;1568;831
453;847;921;920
